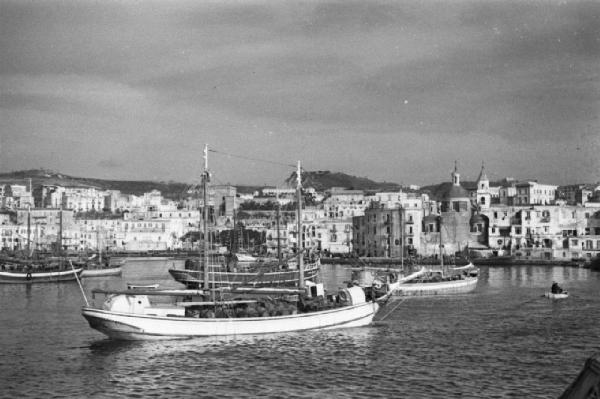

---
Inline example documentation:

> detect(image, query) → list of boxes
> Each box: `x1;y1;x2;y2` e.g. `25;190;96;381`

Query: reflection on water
486;264;593;289
2;259;600;398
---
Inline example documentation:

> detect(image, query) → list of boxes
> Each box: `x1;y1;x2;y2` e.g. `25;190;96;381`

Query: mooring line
378;297;407;322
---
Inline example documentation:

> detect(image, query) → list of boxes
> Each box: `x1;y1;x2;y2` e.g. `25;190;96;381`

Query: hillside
0;169;403;198
0;169;191;200
284;170;401;192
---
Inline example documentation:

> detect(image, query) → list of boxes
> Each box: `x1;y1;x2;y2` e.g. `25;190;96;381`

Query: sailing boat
81;151;379;339
0;206;83;283
168;146;319;288
394;215;478;296
80;227;124;277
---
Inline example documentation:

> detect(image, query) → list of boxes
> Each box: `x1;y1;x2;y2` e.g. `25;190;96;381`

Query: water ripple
2;263;600;398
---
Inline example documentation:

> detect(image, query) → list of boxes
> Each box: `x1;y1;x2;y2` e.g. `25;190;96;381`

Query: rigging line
377;297;406;322
208;148;297;169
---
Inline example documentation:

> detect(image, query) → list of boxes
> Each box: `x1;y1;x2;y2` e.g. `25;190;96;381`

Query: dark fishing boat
168;146;320;289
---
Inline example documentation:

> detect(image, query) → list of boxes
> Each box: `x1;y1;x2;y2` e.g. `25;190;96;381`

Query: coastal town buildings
0;166;599;264
514;181;558;205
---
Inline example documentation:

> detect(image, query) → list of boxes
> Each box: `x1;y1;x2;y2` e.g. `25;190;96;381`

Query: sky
1;0;599;187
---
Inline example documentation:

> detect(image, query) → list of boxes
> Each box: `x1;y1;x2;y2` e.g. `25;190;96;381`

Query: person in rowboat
551;281;563;294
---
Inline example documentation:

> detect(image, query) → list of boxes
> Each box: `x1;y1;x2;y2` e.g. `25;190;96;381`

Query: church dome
440;184;470;200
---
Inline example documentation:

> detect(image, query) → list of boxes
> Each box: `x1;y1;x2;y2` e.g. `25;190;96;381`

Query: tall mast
439;215;444;271
98;226;103;263
202;144;210;291
232;208;236;254
296;161;305;289
400;205;404;271
276;190;282;264
27;205;31;256
58;206;63;256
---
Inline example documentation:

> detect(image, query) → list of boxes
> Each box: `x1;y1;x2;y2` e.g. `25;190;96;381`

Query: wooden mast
400;205;404;272
296;161;304;289
98;227;103;264
27;205;31;256
276;190;282;264
439;215;444;272
58;206;63;256
202;144;210;292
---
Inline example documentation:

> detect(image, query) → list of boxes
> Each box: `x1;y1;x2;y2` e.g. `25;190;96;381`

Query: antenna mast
202;144;210;292
296;161;305;289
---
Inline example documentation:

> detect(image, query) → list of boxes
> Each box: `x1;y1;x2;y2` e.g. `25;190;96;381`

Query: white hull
394;277;478;296
235;253;257;262
81;266;122;277
544;292;569;299
82;301;378;340
0;268;83;283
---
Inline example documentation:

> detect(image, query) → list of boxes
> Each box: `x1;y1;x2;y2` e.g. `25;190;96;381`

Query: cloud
0;0;598;184
97;158;124;169
0;74;153;117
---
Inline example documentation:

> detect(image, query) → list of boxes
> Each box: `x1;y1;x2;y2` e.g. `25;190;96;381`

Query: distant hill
0;169;191;200
284;170;401;192
0;169;403;198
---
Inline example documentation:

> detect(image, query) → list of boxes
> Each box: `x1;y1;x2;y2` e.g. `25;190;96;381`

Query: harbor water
2;259;600;398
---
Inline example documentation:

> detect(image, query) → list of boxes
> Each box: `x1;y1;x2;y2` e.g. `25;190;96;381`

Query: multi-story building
352;196;425;258
13;208;75;251
323;188;367;219
557;184;599;205
514;181;558;205
0;184;34;209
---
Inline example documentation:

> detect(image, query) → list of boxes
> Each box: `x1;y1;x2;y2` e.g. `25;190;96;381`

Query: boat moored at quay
168;259;320;288
82;284;378;340
0;266;83;283
394;271;478;296
0;253;83;283
80;148;383;340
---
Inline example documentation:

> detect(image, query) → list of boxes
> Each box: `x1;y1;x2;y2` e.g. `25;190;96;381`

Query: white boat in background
0;267;83;283
81;263;123;277
392;214;479;297
394;274;478;296
234;252;257;263
81;233;125;277
80;149;380;340
393;262;478;297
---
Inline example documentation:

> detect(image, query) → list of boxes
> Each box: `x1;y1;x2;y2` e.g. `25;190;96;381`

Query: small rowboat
127;283;160;290
544;291;569;299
